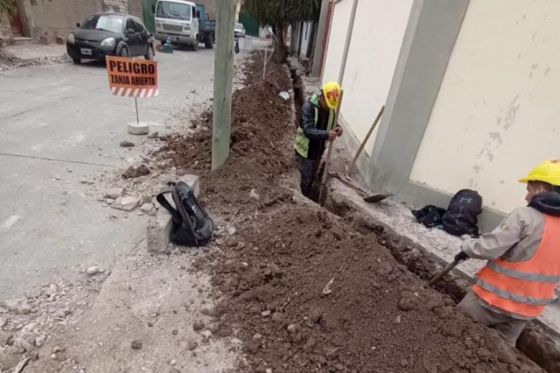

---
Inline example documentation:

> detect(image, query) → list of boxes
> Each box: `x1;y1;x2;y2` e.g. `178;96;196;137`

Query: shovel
318;90;345;205
345;105;385;179
428;257;466;286
364;193;393;203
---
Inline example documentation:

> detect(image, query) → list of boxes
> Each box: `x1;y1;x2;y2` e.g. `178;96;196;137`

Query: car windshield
156;1;191;21
82;15;124;33
235;23;243;30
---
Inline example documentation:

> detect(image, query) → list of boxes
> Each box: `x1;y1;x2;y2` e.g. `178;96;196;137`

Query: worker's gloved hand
335;127;343;137
454;251;469;262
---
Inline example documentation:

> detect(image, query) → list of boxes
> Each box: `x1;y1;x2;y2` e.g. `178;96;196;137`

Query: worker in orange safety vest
455;160;560;346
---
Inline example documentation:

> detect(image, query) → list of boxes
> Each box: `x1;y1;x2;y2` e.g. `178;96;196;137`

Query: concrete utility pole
212;0;236;170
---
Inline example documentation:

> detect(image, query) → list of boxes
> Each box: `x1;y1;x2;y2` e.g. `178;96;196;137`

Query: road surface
0;38;255;300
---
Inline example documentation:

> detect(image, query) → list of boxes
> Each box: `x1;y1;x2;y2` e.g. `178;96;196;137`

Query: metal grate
162;24;183;32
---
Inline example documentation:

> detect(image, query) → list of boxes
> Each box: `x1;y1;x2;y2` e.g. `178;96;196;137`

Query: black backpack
412;205;447;228
442;189;483;237
156;181;214;247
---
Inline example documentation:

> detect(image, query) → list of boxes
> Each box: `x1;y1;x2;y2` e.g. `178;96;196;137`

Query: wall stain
503;94;521;130
473;164;482;174
529;63;539;79
488;132;503;144
475;95;520;166
544;67;551;76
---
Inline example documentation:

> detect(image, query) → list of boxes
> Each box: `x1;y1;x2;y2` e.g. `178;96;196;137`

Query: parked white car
234;22;246;38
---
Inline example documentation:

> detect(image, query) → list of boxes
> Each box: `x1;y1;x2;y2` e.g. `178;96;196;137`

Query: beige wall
321;0;352;85
128;0;143;18
410;0;560;213
336;0;412;155
27;0;101;39
0;13;10;40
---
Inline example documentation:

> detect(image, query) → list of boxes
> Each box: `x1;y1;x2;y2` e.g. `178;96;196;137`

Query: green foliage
243;0;320;26
0;0;15;16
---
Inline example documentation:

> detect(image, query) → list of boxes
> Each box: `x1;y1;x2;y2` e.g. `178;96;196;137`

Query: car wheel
119;46;129;57
72;57;81;65
144;45;155;60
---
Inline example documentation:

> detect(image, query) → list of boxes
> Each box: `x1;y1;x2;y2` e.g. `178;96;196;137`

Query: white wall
321;0;353;85
410;0;560;213
337;0;412;154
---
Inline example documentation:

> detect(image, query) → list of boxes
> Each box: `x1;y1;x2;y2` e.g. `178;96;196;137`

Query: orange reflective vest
473;215;560;318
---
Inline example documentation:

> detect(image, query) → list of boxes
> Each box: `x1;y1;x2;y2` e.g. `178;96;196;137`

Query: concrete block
147;208;173;254
181;174;200;198
127;122;150;135
146;175;200;254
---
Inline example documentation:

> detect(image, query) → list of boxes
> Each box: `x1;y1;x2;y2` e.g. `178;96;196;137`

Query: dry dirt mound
204;205;542;372
153;53;542;372
155;53;294;212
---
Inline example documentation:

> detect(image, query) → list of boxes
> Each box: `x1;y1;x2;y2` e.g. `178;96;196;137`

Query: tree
243;0;320;60
0;0;14;16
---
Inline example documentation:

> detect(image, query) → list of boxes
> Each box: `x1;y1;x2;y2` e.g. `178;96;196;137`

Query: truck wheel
191;40;199;51
205;37;213;49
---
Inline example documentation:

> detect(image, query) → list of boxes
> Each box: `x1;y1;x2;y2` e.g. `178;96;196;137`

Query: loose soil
122;164;151;179
153;53;543;372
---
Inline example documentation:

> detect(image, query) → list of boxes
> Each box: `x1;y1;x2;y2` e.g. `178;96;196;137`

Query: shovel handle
428;258;464;286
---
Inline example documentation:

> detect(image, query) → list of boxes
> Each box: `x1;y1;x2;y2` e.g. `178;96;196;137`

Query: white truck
154;0;203;50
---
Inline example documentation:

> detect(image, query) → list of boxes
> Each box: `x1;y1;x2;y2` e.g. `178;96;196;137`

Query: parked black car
67;13;154;64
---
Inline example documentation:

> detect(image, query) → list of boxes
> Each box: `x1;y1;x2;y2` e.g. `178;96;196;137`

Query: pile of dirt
153;53;542;372
204;205;542;372
122;164;151;179
155;52;294;211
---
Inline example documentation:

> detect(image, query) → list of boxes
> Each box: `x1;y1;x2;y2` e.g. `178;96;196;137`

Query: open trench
283;65;560;372
154;53;550;372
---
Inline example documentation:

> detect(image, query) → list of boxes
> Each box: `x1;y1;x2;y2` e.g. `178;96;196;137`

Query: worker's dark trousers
295;153;319;198
458;290;529;346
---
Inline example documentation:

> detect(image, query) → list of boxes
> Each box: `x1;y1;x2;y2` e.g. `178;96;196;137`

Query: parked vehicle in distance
66;13;154;64
234;22;246;38
196;3;215;48
154;0;214;50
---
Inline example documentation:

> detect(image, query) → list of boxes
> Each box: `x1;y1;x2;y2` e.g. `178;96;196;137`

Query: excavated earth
154;53;544;372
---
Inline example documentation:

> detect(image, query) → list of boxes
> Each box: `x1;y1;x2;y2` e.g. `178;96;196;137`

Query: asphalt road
0;39;255;300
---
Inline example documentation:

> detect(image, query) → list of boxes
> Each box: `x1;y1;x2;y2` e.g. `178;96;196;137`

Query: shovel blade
364;194;392;203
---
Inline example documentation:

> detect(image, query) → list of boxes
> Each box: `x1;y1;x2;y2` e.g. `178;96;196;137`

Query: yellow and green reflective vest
293;95;335;158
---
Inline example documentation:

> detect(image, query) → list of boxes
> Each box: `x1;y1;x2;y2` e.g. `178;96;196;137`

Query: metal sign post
134;97;140;125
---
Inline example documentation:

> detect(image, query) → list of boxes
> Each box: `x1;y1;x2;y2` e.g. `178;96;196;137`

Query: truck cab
155;0;200;49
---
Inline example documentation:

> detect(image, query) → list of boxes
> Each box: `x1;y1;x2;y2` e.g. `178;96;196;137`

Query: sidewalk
0;44;68;73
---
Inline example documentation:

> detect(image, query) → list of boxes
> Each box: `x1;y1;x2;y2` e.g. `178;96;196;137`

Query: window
125;19;136;33
156;1;192;21
82;15;124;34
132;19;146;33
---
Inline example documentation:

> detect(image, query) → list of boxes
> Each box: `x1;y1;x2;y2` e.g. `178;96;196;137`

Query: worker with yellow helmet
455;160;560;346
293;81;342;199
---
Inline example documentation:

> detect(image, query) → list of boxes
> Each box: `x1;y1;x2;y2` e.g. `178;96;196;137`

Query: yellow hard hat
519;160;560;186
321;81;342;110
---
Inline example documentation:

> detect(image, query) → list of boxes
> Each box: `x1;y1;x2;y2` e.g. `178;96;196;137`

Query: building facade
319;0;560;231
